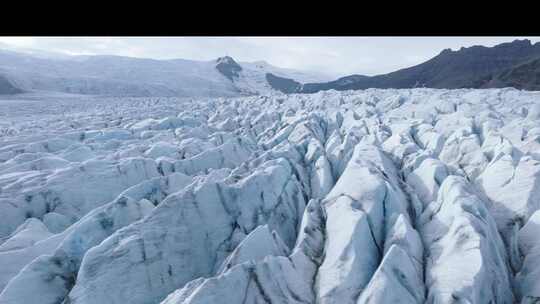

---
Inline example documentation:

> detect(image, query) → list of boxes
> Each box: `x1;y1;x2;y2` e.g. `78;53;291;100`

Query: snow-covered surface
0;47;327;97
1;88;540;303
233;60;330;95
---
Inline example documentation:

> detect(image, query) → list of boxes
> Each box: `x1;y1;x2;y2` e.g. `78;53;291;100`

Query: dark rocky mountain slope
483;57;540;90
268;39;540;93
0;75;23;95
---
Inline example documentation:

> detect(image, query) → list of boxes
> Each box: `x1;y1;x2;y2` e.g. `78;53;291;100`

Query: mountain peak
510;38;532;46
215;56;243;81
216;56;238;65
440;48;453;54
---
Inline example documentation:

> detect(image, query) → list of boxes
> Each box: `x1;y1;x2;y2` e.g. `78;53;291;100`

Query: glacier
0;88;540;303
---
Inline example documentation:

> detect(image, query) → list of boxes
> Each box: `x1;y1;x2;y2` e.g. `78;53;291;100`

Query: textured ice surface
1;88;540;303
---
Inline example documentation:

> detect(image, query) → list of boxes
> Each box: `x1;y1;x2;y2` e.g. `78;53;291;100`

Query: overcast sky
0;37;539;78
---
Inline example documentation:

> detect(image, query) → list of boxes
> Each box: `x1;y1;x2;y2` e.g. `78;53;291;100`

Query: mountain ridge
2;39;540;97
0;48;326;97
267;39;540;93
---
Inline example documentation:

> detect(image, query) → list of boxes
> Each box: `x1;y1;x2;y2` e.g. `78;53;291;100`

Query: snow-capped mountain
0;47;328;97
1;88;540;303
213;56;328;96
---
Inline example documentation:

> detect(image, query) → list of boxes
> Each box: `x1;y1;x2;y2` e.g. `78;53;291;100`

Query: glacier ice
1;88;540;303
